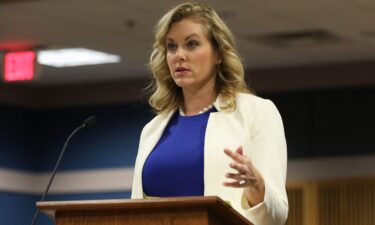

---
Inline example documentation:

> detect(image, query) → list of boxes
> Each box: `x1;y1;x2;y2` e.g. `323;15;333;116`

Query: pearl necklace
179;102;215;116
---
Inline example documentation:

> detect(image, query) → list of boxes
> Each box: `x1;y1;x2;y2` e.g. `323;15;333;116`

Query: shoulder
233;93;283;127
235;92;277;112
236;93;284;132
236;92;265;103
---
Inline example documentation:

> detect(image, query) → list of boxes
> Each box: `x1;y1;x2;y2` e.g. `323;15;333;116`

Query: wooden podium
37;196;253;225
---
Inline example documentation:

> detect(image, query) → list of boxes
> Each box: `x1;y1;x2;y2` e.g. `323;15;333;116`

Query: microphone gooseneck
30;116;97;225
83;116;97;128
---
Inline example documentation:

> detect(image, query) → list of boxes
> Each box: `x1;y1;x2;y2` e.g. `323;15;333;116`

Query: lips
174;66;190;77
175;66;189;72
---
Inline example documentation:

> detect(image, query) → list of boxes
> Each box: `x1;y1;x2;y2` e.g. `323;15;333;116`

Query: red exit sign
4;51;36;82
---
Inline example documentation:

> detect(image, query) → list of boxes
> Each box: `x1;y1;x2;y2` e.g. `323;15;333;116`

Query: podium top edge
37;196;224;210
37;196;253;225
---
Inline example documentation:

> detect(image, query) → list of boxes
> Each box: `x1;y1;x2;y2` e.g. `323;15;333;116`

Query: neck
182;86;217;116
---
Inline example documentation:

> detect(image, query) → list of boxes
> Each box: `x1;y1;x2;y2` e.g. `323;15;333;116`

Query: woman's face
165;18;219;91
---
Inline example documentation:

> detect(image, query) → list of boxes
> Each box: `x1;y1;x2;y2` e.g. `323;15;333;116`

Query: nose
175;47;186;61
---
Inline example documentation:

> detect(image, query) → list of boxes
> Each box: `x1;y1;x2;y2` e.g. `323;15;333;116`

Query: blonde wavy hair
148;2;250;114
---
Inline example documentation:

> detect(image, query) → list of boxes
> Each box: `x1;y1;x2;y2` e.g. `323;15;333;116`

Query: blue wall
0;102;153;225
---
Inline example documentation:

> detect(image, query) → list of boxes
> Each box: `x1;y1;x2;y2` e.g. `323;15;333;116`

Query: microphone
30;116;97;225
83;116;97;128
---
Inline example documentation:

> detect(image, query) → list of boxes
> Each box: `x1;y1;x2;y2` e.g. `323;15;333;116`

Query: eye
166;42;177;51
187;40;199;49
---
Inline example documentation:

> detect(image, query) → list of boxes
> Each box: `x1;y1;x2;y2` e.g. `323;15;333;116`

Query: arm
224;100;288;225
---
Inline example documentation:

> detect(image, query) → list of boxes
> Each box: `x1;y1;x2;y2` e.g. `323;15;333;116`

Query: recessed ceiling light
37;48;121;67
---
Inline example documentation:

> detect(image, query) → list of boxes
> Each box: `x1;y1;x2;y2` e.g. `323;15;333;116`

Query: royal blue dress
142;108;216;197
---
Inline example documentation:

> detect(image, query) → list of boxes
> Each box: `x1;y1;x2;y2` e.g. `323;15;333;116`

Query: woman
131;2;288;225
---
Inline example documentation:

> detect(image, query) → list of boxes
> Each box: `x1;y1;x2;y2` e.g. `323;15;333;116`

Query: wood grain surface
38;196;253;225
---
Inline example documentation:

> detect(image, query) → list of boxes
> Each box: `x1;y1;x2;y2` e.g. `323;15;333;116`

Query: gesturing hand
223;146;265;206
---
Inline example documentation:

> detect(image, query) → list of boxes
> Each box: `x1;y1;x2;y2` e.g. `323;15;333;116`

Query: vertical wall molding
286;178;375;225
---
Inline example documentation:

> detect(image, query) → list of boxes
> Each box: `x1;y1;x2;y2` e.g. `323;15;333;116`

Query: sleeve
241;99;289;225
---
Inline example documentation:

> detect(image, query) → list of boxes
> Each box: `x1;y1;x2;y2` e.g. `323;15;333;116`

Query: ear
215;52;222;65
216;53;221;65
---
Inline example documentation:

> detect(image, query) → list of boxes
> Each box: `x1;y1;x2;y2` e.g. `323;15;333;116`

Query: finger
235;147;254;169
224;178;257;187
230;162;248;174
225;172;246;181
235;147;255;170
223;181;245;188
224;148;245;164
236;146;243;155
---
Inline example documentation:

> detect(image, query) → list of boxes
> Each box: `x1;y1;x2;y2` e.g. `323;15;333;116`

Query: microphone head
83;116;97;128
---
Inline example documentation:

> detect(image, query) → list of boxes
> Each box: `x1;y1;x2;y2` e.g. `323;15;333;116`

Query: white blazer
131;93;288;225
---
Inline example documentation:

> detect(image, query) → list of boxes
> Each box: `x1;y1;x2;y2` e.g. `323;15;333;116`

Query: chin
175;83;189;88
173;79;193;88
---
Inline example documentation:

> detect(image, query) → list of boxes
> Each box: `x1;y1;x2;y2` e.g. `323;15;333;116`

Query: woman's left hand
223;146;265;207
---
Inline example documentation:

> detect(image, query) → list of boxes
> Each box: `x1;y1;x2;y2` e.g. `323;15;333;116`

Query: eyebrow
166;33;200;42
